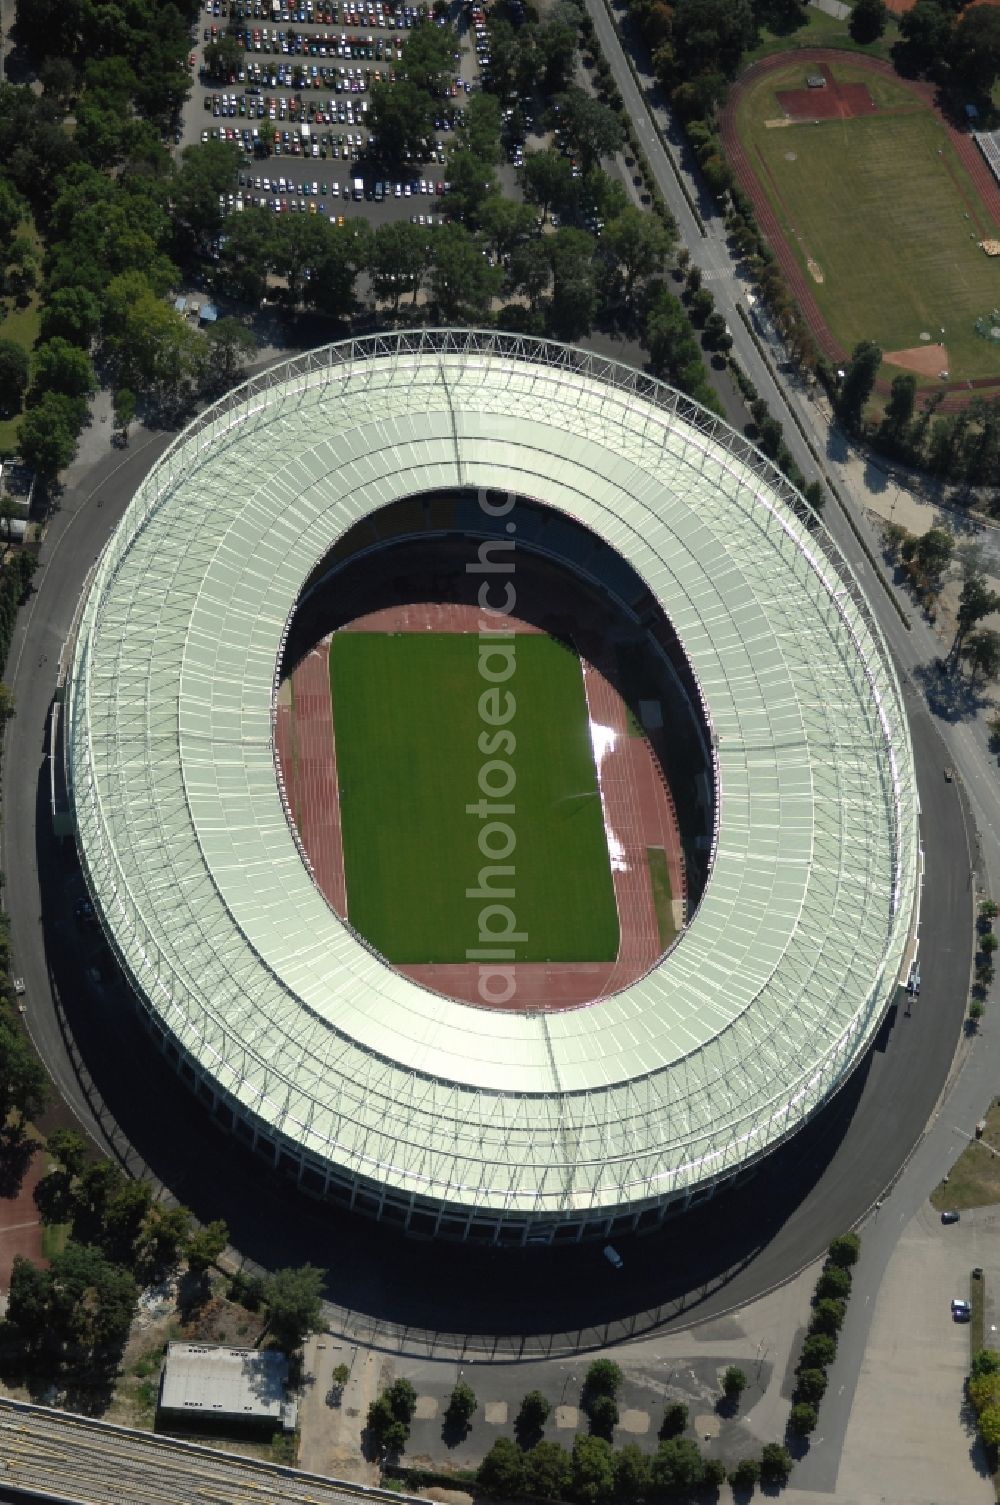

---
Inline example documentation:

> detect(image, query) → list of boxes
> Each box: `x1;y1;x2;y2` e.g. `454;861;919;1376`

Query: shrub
794;1368;828;1406
729;1457;760;1489
790;1401;818;1435
477;1438;527;1496
722;1365;748;1401
584;1359;623;1399
827;1233;861;1269
799;1333;836;1370
815;1263;852;1301
760;1443;793;1486
588;1394;619;1440
810;1297;846;1337
446;1380;477;1429
518;1390;552;1432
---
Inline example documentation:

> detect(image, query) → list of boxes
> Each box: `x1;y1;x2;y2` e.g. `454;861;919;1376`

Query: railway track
0;1400;394;1505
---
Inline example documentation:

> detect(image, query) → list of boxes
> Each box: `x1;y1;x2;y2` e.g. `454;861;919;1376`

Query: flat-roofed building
157;1343;296;1433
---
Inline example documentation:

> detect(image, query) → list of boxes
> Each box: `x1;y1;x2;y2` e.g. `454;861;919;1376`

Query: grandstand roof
66;331;918;1223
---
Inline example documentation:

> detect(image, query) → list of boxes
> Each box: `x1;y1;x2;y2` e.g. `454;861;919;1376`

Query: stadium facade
63;331;919;1245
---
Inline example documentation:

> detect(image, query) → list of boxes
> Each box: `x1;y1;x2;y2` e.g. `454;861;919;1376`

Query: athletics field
329;632;619;965
726;54;1000;385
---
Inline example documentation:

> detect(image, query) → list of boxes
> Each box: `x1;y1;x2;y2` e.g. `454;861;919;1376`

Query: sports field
733;60;1000;381
329;632;619;964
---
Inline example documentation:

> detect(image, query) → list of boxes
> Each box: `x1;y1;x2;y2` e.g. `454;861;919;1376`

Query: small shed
157;1342;295;1433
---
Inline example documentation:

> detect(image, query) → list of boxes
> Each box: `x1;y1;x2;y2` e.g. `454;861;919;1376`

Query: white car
12;978;25;996
603;1244;624;1270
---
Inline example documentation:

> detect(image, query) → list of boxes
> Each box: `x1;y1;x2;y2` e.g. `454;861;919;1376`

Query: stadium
63;330;919;1245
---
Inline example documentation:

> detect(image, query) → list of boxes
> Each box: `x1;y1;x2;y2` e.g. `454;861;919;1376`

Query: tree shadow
913;659;990;724
440;1411;472;1449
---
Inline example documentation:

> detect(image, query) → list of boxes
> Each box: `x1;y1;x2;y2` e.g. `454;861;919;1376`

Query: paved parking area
833;1204;994;1504
180;0;483;225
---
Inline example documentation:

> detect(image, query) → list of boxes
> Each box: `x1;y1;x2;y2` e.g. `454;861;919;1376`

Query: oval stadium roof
66;331;919;1233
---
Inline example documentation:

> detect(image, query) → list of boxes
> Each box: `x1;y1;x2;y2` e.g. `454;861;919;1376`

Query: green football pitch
734;61;1000;383
329;632;620;965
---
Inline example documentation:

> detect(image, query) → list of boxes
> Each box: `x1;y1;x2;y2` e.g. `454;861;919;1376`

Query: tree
103;1177;154;1262
811;1297;846;1336
659;1401;688;1439
400;19;457;96
849;0;887;43
205;318;256;391
136;1203;191;1278
963;630;1000;685
171;140;242;249
459;91;503;164
0;1018;48;1121
535;7;581;91
30;337;96;402
815;1263;852;1301
478;197;537;261
555;87;623;171
429;223;502;320
671;0;757;78
836;341;882;430
571;1434;615;1504
828;1233;861;1269
112;387;136;440
952;576;1000;662
650;1438;705;1494
204;35;245;80
795;1368;828;1405
547;226;597;340
790;1401;818;1435
4;236;38;299
444;148;499;227
7;1255;51;1353
386;1377;418;1423
899;0;953;73
369;79;436;164
446;1379;477;1430
46;1128;89;1179
799;1333;837;1369
913;527;954;583
0;340;29;412
39;286;102;348
588;1394;619;1440
521;149;574;222
613;1443;650;1500
478;1437;527;1496
760;1443;793;1486
45;1241;138;1357
518;1389;552;1434
264;1263;325;1350
601;207;674;304
0;180;28;251
39;56;77;105
186;1218;229;1274
584;1358;623;1399
526;1440;572;1499
722;1365;748;1402
369;220;431;309
950;6;1000;94
729;1457;760;1490
972;1349;1000;1379
214;206;276;305
979;1404;1000;1449
969;999;985;1028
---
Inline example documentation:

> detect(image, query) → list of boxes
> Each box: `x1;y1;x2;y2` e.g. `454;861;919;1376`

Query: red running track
274;606;687;1013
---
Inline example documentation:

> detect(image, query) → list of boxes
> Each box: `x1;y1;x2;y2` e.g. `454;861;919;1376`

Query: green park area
329;631;619;964
734;61;1000;383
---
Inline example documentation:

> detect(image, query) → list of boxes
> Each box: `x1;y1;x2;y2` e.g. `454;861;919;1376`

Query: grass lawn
734;60;1000;383
745;5;900;66
40;1222;69;1260
646;847;676;949
930;1098;1000;1211
330;632;619;964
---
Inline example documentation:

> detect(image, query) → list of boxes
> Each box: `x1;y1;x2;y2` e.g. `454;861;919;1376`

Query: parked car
941;1210;960;1224
603;1244;624;1270
952;1298;972;1321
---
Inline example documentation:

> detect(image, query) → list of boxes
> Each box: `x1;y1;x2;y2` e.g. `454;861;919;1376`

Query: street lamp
561;1373;577;1404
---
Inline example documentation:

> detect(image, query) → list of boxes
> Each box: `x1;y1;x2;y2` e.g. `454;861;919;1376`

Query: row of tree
787;1233;861;1439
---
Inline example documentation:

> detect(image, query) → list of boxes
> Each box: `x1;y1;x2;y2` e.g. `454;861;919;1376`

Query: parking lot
180;0;490;224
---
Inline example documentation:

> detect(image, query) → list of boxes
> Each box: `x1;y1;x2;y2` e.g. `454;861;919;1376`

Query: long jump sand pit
884;342;950;376
777;65;876;121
